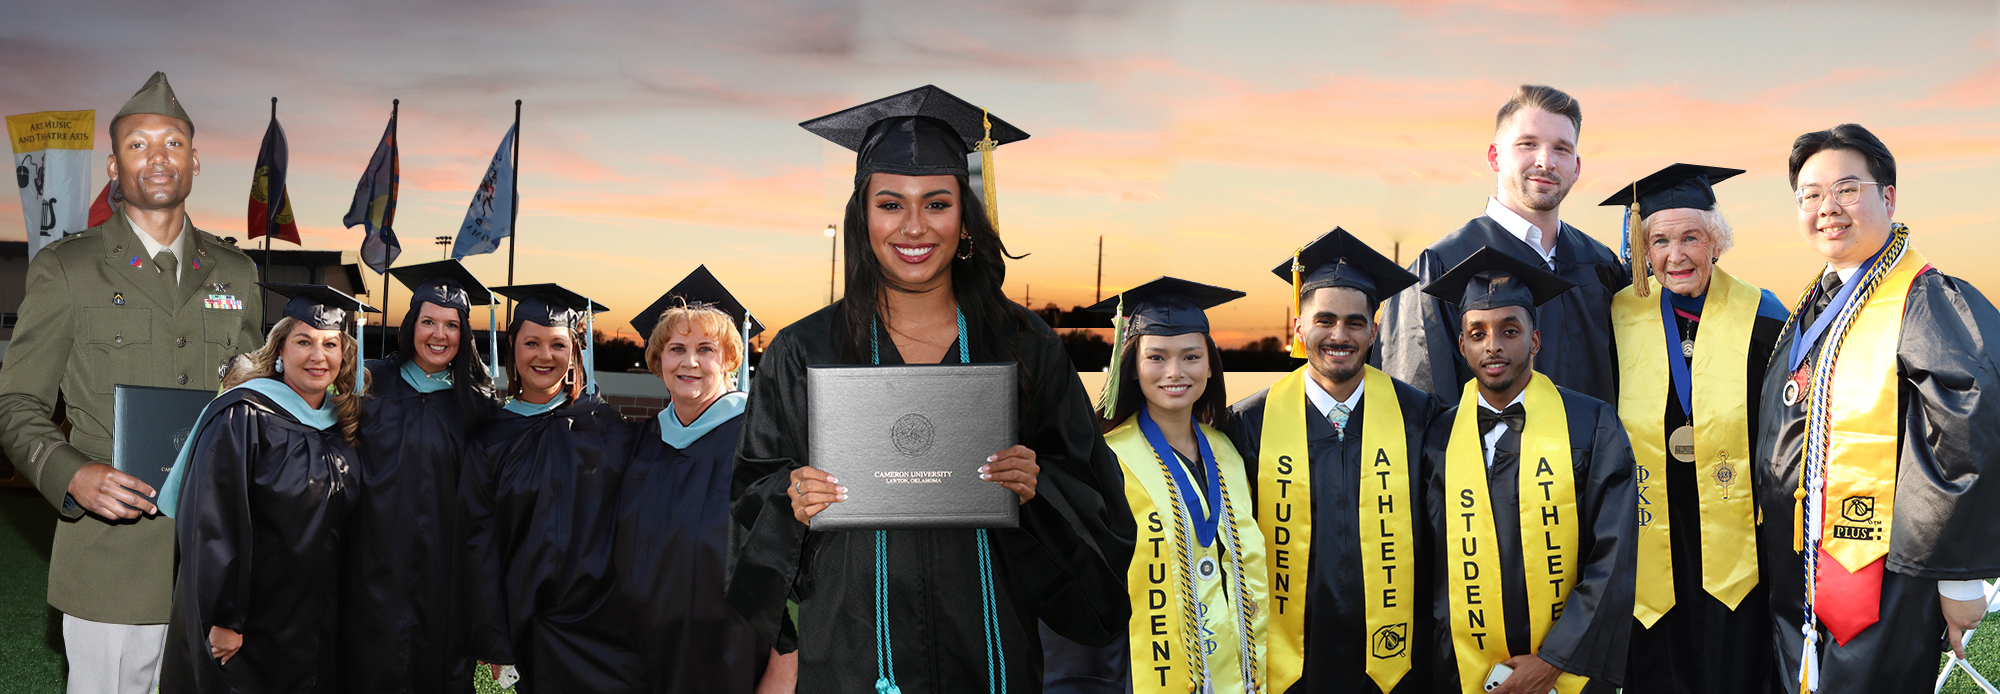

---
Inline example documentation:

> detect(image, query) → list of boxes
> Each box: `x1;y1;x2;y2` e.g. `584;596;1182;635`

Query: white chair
1935;580;2000;694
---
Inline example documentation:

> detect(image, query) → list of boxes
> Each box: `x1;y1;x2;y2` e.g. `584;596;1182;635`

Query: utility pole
1094;235;1103;303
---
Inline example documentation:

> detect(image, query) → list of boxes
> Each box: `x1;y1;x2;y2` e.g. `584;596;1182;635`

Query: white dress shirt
1303;374;1364;421
1475;386;1529;469
1485;197;1558;270
126;212;189;284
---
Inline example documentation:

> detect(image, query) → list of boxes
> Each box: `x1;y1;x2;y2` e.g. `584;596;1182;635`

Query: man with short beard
0;73;263;694
1418;248;1636;694
1226;228;1443;694
1379;85;1629;406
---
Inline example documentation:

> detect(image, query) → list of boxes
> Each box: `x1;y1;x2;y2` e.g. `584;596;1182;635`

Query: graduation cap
1083;276;1244;416
1270;227;1419;358
260;283;377;331
629;265;765;340
259;283;380;394
491;284;608;330
1599;163;1745;298
388;259;490;312
112;72;193;138
1419;247;1576;316
802;85;1028;228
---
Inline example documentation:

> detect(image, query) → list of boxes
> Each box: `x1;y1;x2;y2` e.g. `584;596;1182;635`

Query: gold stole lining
1112;420;1267;693
1444;376;1587;694
1611;268;1760;626
1255;366;1412;693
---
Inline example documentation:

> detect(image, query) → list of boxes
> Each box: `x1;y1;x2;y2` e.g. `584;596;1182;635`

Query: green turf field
1;491;1996;693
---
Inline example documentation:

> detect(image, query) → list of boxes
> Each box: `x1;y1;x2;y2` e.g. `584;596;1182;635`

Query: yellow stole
1110;419;1268;694
1256;366;1412;693
1789;248;1929;571
1443;375;1587;694
1611;267;1760;626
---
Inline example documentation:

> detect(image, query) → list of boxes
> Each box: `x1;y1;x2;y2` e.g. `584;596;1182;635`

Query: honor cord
868;306;1004;694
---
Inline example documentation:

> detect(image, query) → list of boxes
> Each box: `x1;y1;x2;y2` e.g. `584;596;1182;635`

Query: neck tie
1330;403;1351;442
1804;271;1844;326
1477;403;1525;438
154;249;179;296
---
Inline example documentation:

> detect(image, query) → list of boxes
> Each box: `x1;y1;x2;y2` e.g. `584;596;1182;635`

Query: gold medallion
1669;425;1696;463
1782;380;1801;407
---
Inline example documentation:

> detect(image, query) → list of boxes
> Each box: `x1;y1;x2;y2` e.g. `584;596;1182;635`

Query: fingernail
987;455;997;462
827;476;839;484
836;486;847;494
837;494;847;501
979;465;991;473
981;473;992;480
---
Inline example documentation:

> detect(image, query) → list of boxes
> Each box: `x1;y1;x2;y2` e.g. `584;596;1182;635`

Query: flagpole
262;97;275;285
505;99;520;326
380;98;399;346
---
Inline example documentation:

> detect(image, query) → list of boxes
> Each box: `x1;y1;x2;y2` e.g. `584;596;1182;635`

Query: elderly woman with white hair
1603;165;1787;694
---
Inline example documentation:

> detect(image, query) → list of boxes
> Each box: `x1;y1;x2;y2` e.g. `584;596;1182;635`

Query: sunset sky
4;0;1995;347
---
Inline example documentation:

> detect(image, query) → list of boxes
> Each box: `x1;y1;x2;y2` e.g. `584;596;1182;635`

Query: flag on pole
7;110;96;260
345;107;400;273
451;125;515;259
87;180;117;228
248;114;300;244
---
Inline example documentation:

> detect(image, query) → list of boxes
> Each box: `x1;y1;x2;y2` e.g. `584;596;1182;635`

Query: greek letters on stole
1255;366;1412;693
1442;375;1586;694
1611;267;1759;625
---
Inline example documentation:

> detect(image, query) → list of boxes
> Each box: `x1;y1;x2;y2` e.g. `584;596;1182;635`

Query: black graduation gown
1421;386;1637;693
1378;215;1630;406
1623;302;1784;694
1756;269;2000;693
339;360;495;694
612;412;771;693
459;394;642;694
161;387;361;694
725;303;1135;694
1218;377;1443;694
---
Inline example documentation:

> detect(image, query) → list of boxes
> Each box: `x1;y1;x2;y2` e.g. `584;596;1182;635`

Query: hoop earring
275;356;284;374
955;234;975;260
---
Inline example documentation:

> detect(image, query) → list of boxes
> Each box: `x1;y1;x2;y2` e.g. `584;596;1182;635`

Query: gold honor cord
1443;376;1588;694
1258;368;1312;691
977;108;999;231
1613;267;1761;626
1110;421;1267;693
1256;366;1412;693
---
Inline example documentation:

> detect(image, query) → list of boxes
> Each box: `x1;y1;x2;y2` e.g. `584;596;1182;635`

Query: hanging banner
8;110;96;259
452;124;515;259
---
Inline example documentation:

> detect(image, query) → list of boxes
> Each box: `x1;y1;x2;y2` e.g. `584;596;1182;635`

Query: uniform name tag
205;294;243;310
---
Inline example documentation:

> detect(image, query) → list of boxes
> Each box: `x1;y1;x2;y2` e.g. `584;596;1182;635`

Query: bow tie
1477;403;1526;437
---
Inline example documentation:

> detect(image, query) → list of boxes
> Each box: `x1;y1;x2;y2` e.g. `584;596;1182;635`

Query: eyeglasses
1795;180;1882;211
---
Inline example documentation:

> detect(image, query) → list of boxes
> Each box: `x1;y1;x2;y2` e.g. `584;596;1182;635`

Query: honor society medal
1197;555;1219;582
1669;425;1696;463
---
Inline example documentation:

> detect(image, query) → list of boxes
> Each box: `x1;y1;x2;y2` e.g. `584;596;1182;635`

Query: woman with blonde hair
157;284;376;693
460;283;642;693
611;266;796;693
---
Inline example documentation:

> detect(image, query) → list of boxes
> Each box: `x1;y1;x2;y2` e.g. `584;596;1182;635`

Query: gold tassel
1096;295;1126;418
1289;249;1307;359
1628;182;1650;298
977;108;1000;231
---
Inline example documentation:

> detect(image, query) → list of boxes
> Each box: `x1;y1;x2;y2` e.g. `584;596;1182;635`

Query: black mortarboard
1597;163;1745;219
1270;227;1420;304
387;259;490;312
801;85;1029;181
259;283;378;331
492;284;609;329
630;265;765;341
1085;276;1244;338
1420;247;1576;312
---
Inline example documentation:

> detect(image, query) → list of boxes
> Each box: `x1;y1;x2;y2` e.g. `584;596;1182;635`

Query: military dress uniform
0;211;262;682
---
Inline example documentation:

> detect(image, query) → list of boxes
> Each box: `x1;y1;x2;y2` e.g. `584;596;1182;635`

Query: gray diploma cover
807;363;1019;530
112;384;214;505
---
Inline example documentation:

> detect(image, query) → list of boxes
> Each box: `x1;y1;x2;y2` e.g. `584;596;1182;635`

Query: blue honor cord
1137;407;1224;548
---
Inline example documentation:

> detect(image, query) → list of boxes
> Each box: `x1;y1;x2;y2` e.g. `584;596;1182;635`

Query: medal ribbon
1443;375;1587;694
1141;409;1224;549
1661;292;1694;416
